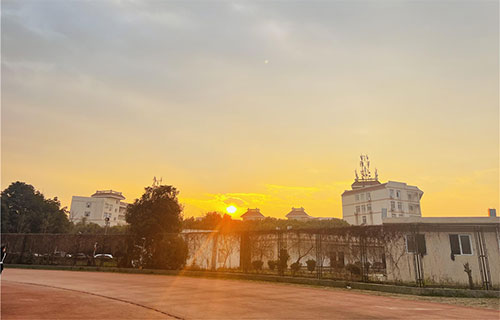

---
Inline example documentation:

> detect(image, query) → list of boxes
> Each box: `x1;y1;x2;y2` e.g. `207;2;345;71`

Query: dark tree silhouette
125;184;186;269
1;181;70;233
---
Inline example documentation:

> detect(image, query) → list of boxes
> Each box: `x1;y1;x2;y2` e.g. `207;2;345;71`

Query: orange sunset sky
1;1;498;219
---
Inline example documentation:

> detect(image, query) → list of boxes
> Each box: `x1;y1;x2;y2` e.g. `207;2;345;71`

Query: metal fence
1;226;400;283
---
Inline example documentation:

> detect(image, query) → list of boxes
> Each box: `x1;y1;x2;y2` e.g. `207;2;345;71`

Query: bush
252;260;264;272
149;235;188;270
290;262;301;276
268;260;277;271
346;263;361;276
306;259;316;273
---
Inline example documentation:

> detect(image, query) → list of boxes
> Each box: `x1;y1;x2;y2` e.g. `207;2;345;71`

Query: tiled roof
286;207;310;218
241;209;264;218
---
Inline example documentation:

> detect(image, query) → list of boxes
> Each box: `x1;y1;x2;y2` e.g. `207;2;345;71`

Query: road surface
1;269;499;319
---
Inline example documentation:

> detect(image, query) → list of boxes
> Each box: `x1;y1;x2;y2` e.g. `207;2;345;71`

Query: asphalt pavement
2;269;499;319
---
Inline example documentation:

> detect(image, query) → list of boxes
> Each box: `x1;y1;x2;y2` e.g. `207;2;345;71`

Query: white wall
385;228;500;288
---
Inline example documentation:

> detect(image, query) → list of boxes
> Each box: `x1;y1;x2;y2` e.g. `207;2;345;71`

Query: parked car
94;254;113;260
53;251;67;257
68;253;88;259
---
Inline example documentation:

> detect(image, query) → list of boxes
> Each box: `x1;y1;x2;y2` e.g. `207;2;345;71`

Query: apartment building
70;190;129;227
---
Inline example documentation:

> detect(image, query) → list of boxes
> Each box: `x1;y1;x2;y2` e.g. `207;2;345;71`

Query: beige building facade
383;217;500;288
70;190;129;227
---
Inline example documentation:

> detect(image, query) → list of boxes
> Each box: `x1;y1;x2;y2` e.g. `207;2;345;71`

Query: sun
226;205;237;214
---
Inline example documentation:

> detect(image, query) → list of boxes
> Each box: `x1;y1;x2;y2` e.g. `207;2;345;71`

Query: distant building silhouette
241;208;265;221
70;190;129;227
286;207;313;221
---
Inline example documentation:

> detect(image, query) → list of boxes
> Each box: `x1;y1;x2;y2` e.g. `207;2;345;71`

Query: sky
1;0;498;219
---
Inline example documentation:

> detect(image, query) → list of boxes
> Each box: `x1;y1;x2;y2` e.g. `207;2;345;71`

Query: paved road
1;269;499;319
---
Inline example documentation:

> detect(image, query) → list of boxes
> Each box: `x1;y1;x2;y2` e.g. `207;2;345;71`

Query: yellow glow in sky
1;1;498;220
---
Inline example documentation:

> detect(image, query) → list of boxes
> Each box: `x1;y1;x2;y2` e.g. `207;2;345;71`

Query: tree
182;212;235;232
69;220;129;235
1;181;70;233
69;219;103;234
125;185;186;269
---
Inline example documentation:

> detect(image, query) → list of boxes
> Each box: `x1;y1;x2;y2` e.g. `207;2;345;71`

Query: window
390;201;395;211
396;190;401;199
408;193;412;201
397;202;403;211
84;211;90;217
409;204;414;212
362;216;367;224
116;200;119;204
355;194;359;201
361;205;366;213
392;214;396;217
355;206;360;213
381;208;387;219
367;204;372;212
367;192;371;200
389;189;394;198
415;204;420;214
86;202;91;208
449;234;473;255
406;234;427;254
360;194;365;201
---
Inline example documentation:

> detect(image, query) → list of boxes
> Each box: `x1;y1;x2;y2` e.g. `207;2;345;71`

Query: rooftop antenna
152;176;163;187
356;154;378;181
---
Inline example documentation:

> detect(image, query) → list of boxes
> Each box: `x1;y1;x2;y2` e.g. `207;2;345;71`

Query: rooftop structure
286;207;313;220
383;216;499;226
91;190;125;200
241;208;265;221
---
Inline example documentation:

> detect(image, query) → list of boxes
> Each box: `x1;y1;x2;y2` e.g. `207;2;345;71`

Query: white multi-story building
341;155;423;225
342;181;424;225
70;190;129;227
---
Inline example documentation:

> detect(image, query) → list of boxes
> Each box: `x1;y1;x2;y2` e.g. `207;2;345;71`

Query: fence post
359;232;369;282
316;233;323;279
19;234;28;264
210;232;218;271
239;232;251;273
